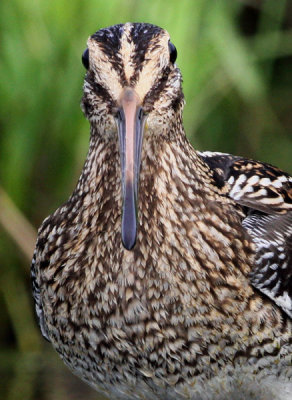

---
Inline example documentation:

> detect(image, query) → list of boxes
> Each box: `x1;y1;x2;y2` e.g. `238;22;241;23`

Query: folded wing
198;151;292;318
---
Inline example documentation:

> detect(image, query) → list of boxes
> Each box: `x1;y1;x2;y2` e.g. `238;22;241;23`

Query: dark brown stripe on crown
130;23;163;85
91;24;128;86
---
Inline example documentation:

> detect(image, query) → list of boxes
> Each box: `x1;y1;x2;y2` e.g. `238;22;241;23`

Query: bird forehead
89;22;169;52
87;23;171;101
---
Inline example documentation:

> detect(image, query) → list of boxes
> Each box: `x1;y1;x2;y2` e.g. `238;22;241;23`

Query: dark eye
82;48;89;69
168;41;177;64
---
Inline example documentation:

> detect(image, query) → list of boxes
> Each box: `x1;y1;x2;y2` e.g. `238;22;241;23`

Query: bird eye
168;41;177;64
82;48;89;69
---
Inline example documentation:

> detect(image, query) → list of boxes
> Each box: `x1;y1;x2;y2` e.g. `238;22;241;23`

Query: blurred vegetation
0;0;291;399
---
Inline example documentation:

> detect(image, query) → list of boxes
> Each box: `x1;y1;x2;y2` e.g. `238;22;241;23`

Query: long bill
116;88;146;250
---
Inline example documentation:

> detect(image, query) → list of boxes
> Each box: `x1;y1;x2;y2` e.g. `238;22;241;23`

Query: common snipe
32;23;292;400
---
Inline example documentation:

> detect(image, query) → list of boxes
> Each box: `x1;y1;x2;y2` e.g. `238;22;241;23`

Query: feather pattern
31;24;292;400
31;249;50;341
198;151;292;318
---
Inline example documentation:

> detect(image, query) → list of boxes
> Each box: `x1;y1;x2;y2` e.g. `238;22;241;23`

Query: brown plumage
31;23;292;400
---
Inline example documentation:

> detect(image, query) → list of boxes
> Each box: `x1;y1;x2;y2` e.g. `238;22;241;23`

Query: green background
0;1;291;399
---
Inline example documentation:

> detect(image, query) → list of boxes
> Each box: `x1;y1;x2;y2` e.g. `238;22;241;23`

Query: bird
31;23;292;400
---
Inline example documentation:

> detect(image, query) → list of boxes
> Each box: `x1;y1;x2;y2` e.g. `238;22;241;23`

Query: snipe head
81;23;184;250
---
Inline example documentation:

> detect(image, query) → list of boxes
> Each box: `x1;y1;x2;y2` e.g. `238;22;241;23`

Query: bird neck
76;127;216;214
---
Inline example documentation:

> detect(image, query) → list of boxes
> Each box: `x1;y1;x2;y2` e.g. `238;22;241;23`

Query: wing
31;249;51;341
198;151;292;318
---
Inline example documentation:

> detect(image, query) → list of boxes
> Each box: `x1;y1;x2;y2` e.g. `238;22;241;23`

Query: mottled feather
198;151;292;318
31;24;292;400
